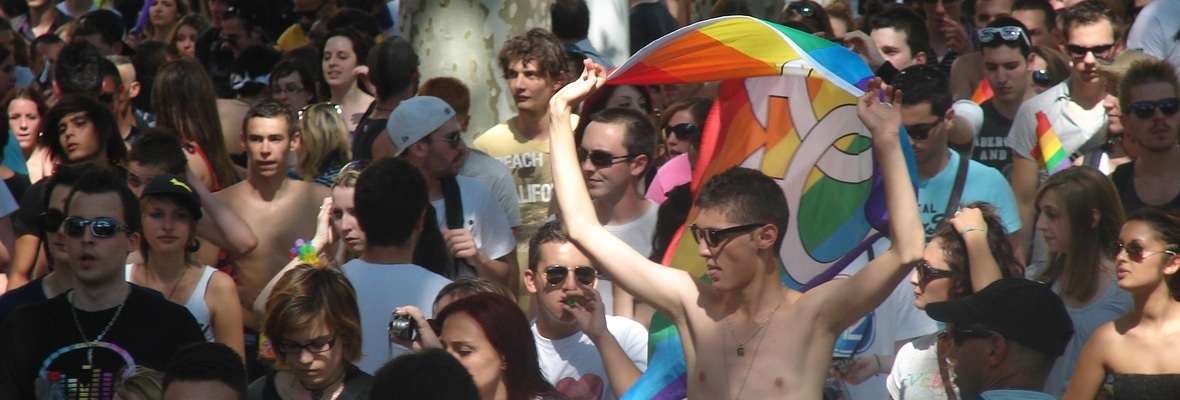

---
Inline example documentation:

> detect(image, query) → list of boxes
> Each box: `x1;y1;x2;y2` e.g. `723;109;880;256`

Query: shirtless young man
549;61;925;398
213;99;330;329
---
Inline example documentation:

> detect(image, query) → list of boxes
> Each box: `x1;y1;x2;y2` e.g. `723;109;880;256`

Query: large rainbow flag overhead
608;16;916;399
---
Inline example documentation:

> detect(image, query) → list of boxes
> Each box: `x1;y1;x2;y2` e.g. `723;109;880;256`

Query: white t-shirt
599;199;660;315
887;333;959;399
432;175;517;277
341;260;452;374
533;315;649;400
1127;0;1180;81
832;237;940;400
1005;78;1107;166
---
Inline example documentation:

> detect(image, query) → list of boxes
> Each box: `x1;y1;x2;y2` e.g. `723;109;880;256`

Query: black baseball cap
926;278;1074;358
140;174;202;220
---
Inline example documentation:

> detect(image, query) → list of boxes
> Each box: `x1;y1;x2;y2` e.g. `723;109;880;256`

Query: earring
185;239;201;253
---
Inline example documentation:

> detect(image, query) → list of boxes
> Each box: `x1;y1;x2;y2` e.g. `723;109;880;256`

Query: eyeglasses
272;85;306;96
942;327;998;346
978;26;1030;48
1128;98;1180;120
543;265;597;286
903;117;944;140
40;209;64;232
296;0;329;21
1111;241;1178;263
577;149;633;168
277;334;338;355
1065;44;1115;61
689;223;765;248
663;123;698;140
916;260;955;282
787;2;816;17
298;102;343;120
62;217;131;238
426;130;464;149
1032;69;1052;87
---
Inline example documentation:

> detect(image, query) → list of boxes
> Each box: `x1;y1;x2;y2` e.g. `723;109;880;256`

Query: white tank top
126;264;217;342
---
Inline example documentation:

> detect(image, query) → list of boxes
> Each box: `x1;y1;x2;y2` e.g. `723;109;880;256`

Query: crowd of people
0;0;1177;399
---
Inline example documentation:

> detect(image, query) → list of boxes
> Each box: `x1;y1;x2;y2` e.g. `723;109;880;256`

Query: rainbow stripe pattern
1032;111;1069;174
610;16;916;399
971;79;994;105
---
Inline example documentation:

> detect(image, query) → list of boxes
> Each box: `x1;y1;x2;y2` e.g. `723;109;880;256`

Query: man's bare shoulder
213;180;250;200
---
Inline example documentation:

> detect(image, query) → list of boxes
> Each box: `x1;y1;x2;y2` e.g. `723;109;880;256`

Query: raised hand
941;18;971;54
950;207;987;236
551;59;608;111
843;31;885;70
311;196;335;251
856;77;903;138
568;284;610;341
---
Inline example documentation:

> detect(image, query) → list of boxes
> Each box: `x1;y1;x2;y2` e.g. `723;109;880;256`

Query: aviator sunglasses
544;265;597;286
62;217;131;238
1111;241;1178;263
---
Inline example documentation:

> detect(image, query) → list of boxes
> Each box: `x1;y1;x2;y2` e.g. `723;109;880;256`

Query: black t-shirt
15;179;46;237
0;285;204;399
629;2;679;55
973;100;1015;179
248;365;373;400
1109;161;1180;215
351;102;386;162
0;276;46;325
5;173;30;206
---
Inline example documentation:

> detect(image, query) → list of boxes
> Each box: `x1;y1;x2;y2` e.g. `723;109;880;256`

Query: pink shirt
645;153;692;204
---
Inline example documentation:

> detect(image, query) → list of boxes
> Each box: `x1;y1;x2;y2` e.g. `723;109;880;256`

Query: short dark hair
550;0;590;41
326;8;381;39
354;157;428;247
268;60;320;105
1118;58;1180;112
30;33;65;63
55;41;106;96
418;77;470;115
368;37;419;102
1012;0;1057;31
498;28;567;84
242;99;297;138
230;44;281;98
695;167;790;252
43;163;99;210
162;342;248;400
371;349;480;400
868;6;932;62
528;220;570;270
133;40;178;78
66;168;142;236
1060;0;1122;43
981;17;1033;58
129;128;188;175
895;65;953;118
43;95;128;167
587;107;658;175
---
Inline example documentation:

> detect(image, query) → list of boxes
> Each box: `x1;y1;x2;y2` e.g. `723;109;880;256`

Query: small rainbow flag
971;79;994;105
1031;111;1069;174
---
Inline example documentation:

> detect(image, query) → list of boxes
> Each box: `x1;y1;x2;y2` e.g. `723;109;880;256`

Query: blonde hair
296;103;352;180
116;367;164;400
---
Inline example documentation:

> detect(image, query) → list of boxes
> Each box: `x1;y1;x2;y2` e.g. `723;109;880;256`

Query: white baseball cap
387;96;456;156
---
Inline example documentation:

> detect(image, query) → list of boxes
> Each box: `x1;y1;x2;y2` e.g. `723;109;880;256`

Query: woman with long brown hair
152;59;241;191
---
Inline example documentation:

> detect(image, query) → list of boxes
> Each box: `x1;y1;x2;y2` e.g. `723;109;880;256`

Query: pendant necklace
69;286;130;365
723;286;786;356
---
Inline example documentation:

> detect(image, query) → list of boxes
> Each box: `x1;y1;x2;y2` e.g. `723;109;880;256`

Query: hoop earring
185;239;201;253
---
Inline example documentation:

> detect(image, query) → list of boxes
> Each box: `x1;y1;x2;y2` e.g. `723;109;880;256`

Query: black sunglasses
40;209;64;232
1065;44;1115;60
1128;98;1180;120
904;117;944;140
426;130;464;149
62;217;131;238
1032;69;1052;86
689;223;765;248
663;123;698;140
1111;241;1178;263
277;334;338;355
544;265;596;286
577;149;632;168
916;260;954;282
940;327;999;346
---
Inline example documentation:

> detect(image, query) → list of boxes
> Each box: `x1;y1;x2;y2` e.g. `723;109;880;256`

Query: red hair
436;293;555;400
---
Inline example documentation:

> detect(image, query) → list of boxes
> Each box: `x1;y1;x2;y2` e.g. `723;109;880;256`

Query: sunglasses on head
544;265;596;286
577;148;632;168
40;209;64;232
916;260;954;282
1128;98;1180;120
978;26;1030;48
688;223;765;248
1032;69;1052;86
904;117;944;140
663;123;698;140
1111;241;1178;263
62;217;130;238
297;102;342;120
1065;44;1115;60
940;326;998;346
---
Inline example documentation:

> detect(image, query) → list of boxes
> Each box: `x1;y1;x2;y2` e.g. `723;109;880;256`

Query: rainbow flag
971;79;994;105
608;16;916;399
1031;111;1069;174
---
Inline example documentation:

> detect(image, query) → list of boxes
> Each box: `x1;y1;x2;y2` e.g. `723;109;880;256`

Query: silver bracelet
962;227;986;235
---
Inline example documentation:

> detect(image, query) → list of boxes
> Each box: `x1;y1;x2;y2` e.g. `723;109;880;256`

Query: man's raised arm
549;60;697;317
806;79;925;331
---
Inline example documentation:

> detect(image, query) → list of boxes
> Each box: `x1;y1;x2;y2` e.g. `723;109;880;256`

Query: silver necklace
723;287;786;400
69;286;130;365
723;287;786;356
